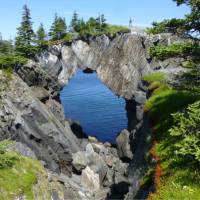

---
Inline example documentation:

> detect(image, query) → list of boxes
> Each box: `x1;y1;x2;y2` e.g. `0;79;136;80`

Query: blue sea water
60;70;127;143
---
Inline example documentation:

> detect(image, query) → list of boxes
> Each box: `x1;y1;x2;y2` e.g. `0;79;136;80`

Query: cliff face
37;33;183;100
0;69;80;174
37;34;152;99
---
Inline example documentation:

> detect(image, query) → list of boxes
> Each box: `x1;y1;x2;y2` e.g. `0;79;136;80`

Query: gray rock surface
116;129;133;161
72;151;89;172
37;34;152;99
81;166;101;191
0;73;80;174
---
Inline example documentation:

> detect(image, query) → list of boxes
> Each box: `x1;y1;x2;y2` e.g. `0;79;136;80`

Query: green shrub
104;25;130;35
0;141;18;169
147;18;186;35
0;54;28;68
149;42;200;61
169;100;200;163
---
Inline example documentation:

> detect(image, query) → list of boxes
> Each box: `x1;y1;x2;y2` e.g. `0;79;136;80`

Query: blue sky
0;0;190;39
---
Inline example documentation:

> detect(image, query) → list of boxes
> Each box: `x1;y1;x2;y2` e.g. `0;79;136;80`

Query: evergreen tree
86;17;98;33
148;0;200;39
0;39;13;55
95;14;107;32
96;15;101;32
36;23;47;47
15;4;36;57
100;14;107;31
49;14;67;40
70;11;79;31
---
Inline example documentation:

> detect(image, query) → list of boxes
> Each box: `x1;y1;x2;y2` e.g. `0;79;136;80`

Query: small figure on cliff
129;18;134;34
129;18;133;28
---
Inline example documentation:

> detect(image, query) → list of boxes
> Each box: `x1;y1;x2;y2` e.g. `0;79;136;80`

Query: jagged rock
91;142;106;154
95;188;110;200
8;142;36;159
45;99;66;124
87;151;108;185
31;86;49;102
86;143;95;154
81;166;100;191
104;168;114;187
72;151;89;172
88;136;98;143
104;142;112;147
116;129;133;161
0;74;80;174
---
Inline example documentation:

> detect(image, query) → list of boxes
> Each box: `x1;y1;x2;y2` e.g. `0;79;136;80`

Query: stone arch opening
60;69;127;143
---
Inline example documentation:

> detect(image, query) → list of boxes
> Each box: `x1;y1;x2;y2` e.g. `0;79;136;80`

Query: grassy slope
142;72;200;200
0;141;46;200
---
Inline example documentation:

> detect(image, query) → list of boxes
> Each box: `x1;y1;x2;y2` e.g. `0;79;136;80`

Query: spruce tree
49;14;67;40
100;14;107;31
70;11;79;31
36;23;47;48
15;4;36;57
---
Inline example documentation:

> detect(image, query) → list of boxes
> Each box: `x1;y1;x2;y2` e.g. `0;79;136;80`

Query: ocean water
60;70;127;143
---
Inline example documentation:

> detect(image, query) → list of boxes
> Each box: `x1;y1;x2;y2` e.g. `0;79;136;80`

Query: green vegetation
49;14;67;40
68;11;129;37
0;54;28;68
143;71;200;200
0;5;130;71
170;100;200;163
15;5;37;57
0;140;18;169
36;23;47;48
149;42;200;61
0;140;47;200
145;5;200;197
147;0;200;40
142;72;166;83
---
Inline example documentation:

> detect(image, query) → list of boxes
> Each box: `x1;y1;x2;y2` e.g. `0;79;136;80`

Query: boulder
104;168;114;187
116;129;133;161
85;143;95;154
72;151;89;172
91;142;106;154
88;136;98;143
81;166;100;191
87;152;108;185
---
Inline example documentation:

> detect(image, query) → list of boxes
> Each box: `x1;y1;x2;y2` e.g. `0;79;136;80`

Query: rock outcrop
116;129;133;161
0;71;80;174
36;34;152;99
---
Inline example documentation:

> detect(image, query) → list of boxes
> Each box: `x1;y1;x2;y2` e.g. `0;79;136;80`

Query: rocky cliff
0;32;184;199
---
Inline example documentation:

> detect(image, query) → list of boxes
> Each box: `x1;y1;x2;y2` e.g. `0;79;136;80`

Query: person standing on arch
129;18;133;33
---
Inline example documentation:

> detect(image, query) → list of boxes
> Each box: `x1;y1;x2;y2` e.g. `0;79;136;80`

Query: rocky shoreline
0;32;185;199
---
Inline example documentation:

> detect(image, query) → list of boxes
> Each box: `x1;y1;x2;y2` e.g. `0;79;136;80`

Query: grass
143;72;166;83
142;72;200;199
0;141;45;200
144;89;198;118
104;24;130;35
